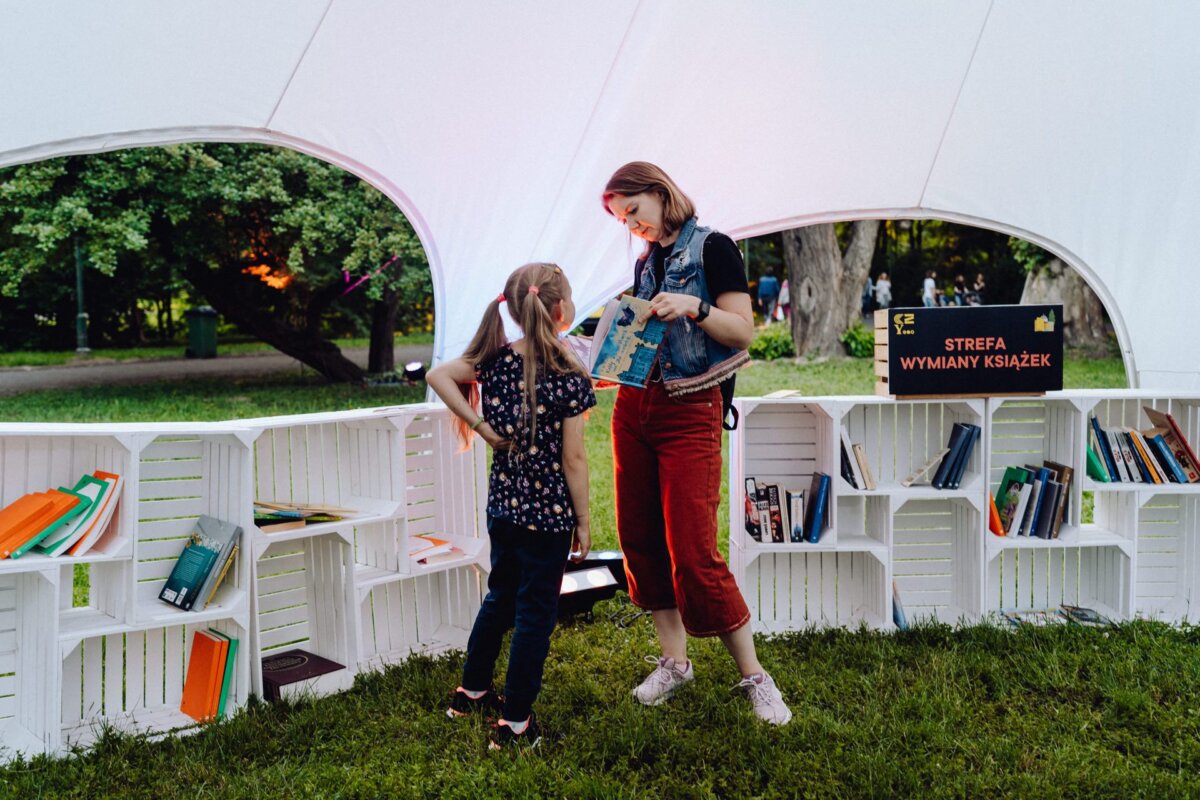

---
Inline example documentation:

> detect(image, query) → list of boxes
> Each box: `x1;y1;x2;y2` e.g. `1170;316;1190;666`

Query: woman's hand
639;291;699;323
475;421;512;452
570;520;591;563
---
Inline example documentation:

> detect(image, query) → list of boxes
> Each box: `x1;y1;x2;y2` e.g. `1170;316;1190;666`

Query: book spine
932;424;967;490
744;478;763;542
1151;434;1189;483
1091;416;1120;481
787;491;805;543
766;484;784;543
807;475;830;544
948;425;980;490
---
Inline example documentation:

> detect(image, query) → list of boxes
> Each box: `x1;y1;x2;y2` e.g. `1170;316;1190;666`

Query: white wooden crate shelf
1134;492;1200;621
892;497;982;625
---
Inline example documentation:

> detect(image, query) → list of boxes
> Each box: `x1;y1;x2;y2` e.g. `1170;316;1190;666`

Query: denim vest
635;218;750;395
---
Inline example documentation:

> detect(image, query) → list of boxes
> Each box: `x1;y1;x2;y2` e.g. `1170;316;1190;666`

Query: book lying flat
261;648;345;703
586;296;669;387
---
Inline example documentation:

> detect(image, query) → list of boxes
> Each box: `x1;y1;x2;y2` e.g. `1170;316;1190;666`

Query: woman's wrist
469;416;485;431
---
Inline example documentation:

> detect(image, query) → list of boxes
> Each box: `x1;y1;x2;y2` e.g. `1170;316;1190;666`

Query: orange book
0;493;55;543
987;492;1005;536
181;630;228;723
0;490;78;558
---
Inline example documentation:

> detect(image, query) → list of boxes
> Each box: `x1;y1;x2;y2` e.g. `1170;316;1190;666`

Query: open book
567;296;668;387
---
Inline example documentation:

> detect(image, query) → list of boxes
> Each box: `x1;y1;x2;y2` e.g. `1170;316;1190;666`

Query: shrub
748;325;795;360
839;321;875;358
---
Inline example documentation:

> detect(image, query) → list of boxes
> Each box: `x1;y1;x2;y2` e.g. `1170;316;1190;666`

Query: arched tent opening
731;209;1136;387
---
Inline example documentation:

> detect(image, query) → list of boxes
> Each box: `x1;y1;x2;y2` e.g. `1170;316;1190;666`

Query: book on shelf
946;424;980;490
253;512;308;533
202;544;239;609
901;448;950;488
994;466;1031;536
1112;429;1141;482
409;534;454;560
36;473;117;557
1032;479;1061;539
1059;604;1115;627
1022;464;1051;537
66;470;124;557
931;423;970;490
255;499;358;517
181;629;228;723
1144;431;1188;483
1042;460;1073;538
840;427;866;490
786;489;805;543
1085;444;1110;482
1143;407;1200;482
852;443;876;491
206;628;239;720
987;492;1005;537
1089;415;1120;482
743;478;763;542
839;443;858;489
0;488;84;559
765;484;785;543
261;648;345;703
159;515;242;612
1122;428;1162;484
802;472;831;544
585;295;669;387
1106;430;1134;482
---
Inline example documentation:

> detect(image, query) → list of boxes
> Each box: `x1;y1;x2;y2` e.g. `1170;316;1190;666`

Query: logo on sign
892;312;916;336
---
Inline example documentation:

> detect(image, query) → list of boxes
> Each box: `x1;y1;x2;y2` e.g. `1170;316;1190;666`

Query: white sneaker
632;655;694;706
736;672;792;726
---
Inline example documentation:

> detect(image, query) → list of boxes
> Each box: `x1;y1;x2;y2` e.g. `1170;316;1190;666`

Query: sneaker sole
632;681;692;706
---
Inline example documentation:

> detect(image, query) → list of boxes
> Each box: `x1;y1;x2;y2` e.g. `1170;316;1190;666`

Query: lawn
7;352;1189;800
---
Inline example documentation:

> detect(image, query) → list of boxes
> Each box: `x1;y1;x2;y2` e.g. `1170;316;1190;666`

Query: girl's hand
476;421;511;451
570;522;591;562
640;292;700;323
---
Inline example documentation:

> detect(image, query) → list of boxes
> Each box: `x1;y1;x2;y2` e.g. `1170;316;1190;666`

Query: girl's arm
561;412;590;562
425;357;508;450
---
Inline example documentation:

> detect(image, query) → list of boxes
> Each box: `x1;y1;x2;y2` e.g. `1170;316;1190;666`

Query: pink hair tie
496;293;506;303
528;286;540;296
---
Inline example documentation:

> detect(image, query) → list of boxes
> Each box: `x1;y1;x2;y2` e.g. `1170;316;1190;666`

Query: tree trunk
1019;258;1112;350
784;220;881;358
368;284;400;374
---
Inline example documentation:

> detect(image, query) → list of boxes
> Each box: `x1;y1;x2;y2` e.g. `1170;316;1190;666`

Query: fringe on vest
662;350;750;396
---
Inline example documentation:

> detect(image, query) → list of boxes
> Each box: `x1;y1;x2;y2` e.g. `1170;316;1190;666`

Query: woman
601;162;791;725
873;271;892;311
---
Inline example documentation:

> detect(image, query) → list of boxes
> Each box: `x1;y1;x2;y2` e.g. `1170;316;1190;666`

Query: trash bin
184;306;219;358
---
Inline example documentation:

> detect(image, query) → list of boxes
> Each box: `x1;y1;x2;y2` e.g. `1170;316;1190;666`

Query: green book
207;628;239;720
11;487;91;559
36;475;106;554
1086;444;1110;482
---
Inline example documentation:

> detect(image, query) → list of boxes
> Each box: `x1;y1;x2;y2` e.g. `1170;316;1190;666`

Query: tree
0;144;431;379
1011;238;1111;350
781;221;880;358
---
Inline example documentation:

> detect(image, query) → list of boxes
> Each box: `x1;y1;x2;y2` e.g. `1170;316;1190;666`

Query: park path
0;345;434;396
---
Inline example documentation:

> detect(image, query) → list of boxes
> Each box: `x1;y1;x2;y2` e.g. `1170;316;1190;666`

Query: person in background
756;267;780;325
972;272;986;305
427;262;595;750
873;271;892;311
777;278;790;321
922;270;937;307
602;161;792;725
953;274;967;306
861;274;875;317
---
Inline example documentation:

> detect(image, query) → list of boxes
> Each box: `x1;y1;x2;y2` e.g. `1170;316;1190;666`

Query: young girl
426;262;595;749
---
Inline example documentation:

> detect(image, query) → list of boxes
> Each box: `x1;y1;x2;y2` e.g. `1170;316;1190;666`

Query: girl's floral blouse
475;345;596;533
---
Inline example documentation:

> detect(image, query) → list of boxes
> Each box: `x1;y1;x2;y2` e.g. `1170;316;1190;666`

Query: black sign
881;305;1063;396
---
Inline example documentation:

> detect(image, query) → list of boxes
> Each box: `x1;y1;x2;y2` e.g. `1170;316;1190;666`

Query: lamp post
74;239;90;355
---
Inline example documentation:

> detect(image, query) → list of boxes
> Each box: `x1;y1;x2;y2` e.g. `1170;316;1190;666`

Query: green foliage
747;324;795;361
839;321;875;358
1009;235;1055;275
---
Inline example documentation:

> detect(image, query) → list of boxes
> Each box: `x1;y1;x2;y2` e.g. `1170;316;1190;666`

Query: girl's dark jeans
461;516;572;722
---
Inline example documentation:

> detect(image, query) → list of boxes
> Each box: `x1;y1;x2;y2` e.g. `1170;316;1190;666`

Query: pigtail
454;296;508;448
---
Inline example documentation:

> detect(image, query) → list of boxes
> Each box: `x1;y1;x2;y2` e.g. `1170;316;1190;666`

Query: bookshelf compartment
1082;394;1200;490
133;431;252;626
840;399;985;495
738;549;889;633
892;497;982;625
1134;493;1200;621
355;565;483;671
59;617;249;751
252;534;355;699
0;570;57;759
986;545;1130;621
834;494;891;552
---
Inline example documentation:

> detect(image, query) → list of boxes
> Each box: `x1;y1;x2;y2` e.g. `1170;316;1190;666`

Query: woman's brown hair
454;262;583;447
602;161;697;244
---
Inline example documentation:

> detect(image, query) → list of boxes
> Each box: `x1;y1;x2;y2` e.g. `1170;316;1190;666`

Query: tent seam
265;0;336;130
917;0;995;207
526;0;644;258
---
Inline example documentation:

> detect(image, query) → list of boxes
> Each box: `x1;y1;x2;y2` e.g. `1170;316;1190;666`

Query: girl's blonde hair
601;161;697;251
456;262;583;447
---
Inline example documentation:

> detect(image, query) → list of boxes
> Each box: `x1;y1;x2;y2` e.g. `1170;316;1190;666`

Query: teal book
207;628;239;719
159;515;240;611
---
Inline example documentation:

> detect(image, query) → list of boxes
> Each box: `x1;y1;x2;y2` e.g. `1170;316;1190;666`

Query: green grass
2;354;1156;799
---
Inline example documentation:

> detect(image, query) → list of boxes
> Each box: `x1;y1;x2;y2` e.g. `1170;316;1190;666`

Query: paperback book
586;296;669;387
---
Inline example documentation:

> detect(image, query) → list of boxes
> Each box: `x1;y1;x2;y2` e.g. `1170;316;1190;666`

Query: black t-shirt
636;232;750;299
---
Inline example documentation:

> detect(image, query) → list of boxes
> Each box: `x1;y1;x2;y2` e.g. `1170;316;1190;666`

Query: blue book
804;472;831;544
1025;466;1052;537
932;423;969;489
1147;433;1188;483
947;424;981;490
1090;415;1120;482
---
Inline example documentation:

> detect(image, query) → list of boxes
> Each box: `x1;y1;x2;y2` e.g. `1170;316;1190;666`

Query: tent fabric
1;1;1196;388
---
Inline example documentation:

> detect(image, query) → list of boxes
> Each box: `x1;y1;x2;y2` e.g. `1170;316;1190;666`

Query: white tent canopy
3;1;1198;387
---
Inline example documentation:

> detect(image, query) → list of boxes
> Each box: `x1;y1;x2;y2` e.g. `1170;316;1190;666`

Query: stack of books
159;515;242;612
1087;407;1200;485
991;460;1073;538
743;473;828;544
0;470;122;559
253;500;357;532
839;427;877;490
1001;604;1114;629
181;628;239;723
897;423;980;490
408;533;463;565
